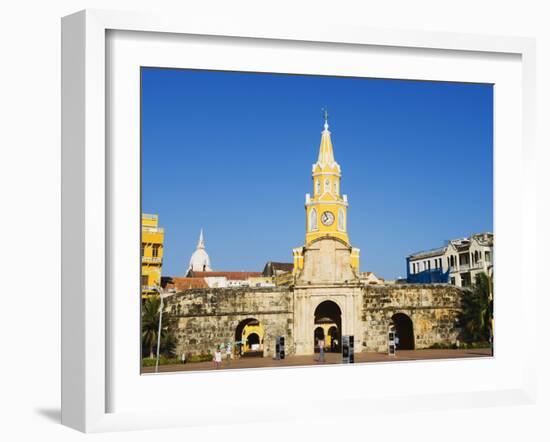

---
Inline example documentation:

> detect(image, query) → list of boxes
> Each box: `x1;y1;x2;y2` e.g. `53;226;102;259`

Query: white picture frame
61;9;537;433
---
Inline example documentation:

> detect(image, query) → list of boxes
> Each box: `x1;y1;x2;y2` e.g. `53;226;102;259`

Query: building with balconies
406;232;493;287
141;213;164;298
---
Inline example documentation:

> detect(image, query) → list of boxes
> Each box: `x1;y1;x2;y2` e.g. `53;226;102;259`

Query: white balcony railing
142;226;164;233
450;261;486;272
142;256;162;264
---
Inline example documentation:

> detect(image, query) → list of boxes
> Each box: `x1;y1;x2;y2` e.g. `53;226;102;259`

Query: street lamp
153;285;165;373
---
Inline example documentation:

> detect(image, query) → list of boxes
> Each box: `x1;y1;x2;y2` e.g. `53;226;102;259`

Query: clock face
321;211;335;226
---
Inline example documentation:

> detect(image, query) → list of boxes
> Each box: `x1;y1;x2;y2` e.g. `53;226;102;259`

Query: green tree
141;296;177;359
458;272;493;343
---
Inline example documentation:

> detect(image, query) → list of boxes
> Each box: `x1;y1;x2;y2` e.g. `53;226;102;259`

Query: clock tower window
309;208;318;231
338;208;345;231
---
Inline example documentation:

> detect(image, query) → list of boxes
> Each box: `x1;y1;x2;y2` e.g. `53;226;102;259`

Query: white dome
188;229;212;272
189;248;211;272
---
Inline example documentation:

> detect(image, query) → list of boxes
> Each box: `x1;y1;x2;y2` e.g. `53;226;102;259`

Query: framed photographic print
139;67;495;374
61;9;537;433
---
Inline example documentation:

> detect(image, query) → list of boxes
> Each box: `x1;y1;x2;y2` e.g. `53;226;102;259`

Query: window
450;277;456;285
315;179;320;195
485;251;491;262
309;208;318;231
461;273;472;287
334;180;339;195
324;178;330;193
152;244;160;257
338;208;345;231
141;274;148;287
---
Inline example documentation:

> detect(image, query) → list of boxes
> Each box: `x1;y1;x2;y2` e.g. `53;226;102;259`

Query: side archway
235;318;264;357
391;313;415;350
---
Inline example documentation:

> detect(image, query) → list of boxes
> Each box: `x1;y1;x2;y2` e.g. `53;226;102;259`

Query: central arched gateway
391;313;415;350
314;300;342;352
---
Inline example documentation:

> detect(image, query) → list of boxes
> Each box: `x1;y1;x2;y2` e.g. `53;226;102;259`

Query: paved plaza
141;348;492;374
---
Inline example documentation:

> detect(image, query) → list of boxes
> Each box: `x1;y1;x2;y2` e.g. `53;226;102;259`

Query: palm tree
141;296;177;359
458;272;493;343
142;296;161;358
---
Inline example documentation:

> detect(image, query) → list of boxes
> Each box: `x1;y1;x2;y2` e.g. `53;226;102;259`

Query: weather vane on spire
322;106;329;131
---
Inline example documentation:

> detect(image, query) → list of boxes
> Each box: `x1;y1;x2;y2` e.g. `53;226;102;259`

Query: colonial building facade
406;232;494;287
164;116;465;357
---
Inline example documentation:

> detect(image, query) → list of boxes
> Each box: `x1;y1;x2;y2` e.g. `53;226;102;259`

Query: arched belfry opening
391;313;415;350
235;318;264;357
314;300;342;352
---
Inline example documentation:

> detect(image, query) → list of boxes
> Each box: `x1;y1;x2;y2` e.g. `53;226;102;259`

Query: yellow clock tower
293;112;360;275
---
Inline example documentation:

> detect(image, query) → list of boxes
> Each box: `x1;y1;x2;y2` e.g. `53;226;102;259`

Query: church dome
189;229;212;272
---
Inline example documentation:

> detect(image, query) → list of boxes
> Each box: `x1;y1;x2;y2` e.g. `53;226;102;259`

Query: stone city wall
163;287;293;357
163;283;466;357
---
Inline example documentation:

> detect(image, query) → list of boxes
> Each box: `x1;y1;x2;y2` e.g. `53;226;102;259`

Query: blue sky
141;68;493;280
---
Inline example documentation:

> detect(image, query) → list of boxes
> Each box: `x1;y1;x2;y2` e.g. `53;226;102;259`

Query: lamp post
153;286;164;373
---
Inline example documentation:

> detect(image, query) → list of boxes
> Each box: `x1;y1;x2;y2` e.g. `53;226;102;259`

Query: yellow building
141;213;164;298
293;112;360;273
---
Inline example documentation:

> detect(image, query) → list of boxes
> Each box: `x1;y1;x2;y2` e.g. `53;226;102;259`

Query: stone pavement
141;348;492;374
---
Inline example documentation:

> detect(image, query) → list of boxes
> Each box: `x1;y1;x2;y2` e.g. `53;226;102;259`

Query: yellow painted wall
314;322;338;348
241;323;265;352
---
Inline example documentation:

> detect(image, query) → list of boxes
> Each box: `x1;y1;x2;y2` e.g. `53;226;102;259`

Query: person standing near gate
225;342;232;366
318;338;325;363
214;347;222;369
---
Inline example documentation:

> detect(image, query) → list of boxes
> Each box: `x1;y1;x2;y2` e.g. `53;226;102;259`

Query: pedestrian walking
214;348;222;369
318;338;325;362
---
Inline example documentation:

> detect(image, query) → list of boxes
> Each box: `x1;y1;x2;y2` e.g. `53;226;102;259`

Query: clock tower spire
293;112;360;275
305;112;349;246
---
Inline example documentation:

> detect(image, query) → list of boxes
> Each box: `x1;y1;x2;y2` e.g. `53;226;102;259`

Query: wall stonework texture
362;284;462;352
163;283;465;357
